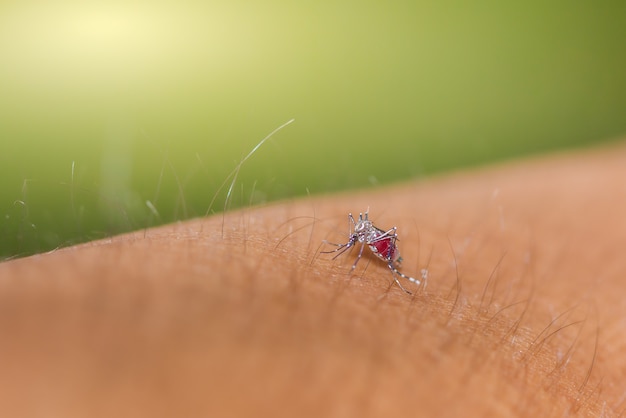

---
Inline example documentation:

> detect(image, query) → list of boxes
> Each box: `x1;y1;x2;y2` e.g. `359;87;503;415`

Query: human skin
1;142;626;417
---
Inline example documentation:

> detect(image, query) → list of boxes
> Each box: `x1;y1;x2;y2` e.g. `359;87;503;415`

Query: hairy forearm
1;143;625;417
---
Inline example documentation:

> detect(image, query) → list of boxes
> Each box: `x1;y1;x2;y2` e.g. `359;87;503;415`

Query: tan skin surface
1;143;626;417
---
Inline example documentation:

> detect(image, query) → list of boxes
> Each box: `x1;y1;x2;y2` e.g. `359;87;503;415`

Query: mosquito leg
388;264;412;294
321;239;344;250
321;214;357;256
391;264;421;285
351;241;366;271
369;227;398;243
348;213;356;235
321;238;355;260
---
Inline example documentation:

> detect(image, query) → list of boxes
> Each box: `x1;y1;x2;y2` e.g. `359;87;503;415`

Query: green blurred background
1;1;625;259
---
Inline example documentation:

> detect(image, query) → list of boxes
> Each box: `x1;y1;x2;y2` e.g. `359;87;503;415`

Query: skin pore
1;142;626;417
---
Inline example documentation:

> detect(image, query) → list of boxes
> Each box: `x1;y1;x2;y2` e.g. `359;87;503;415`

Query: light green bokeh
1;1;625;258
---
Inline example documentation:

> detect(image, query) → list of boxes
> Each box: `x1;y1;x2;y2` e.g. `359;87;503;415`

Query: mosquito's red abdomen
370;238;398;261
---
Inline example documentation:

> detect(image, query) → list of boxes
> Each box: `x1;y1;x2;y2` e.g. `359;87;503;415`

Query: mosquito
322;210;420;294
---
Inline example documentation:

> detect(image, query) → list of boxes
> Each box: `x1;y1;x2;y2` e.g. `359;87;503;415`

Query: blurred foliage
1;1;625;258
